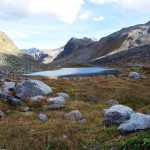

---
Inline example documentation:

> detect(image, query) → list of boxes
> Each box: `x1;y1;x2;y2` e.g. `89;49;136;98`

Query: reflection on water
24;67;115;77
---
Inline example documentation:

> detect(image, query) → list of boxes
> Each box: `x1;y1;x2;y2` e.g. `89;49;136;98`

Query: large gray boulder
3;82;15;90
65;110;83;120
103;105;134;127
118;113;150;135
47;96;65;104
15;80;52;98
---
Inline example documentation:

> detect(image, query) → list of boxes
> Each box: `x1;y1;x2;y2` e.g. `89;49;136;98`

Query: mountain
51;21;150;67
23;47;63;64
54;37;97;61
0;31;49;74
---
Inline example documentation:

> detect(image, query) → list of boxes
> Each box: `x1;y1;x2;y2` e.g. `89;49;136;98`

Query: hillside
0;32;49;75
51;21;150;67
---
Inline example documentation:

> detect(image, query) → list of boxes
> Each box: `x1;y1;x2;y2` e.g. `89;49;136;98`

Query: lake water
23;67;117;77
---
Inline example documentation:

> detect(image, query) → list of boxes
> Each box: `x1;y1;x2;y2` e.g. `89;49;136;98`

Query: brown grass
0;71;150;150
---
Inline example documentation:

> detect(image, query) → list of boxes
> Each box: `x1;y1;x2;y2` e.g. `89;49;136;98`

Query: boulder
118;113;150;135
44;104;66;110
47;96;65;104
56;92;70;99
30;96;45;102
65;110;83;120
6;95;23;107
15;80;52;98
3;82;15;90
0;110;4;118
38;113;48;121
128;72;146;79
107;100;119;106
103;105;134;127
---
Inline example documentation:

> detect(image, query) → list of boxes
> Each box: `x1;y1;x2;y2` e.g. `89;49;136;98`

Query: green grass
0;71;150;150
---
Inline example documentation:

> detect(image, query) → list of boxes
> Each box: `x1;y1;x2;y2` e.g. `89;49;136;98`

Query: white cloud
89;0;150;12
79;11;91;20
0;0;84;24
93;16;105;21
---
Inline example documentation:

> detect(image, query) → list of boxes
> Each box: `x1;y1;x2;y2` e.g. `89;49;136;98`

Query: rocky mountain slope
23;47;63;64
51;21;150;67
0;32;49;75
54;37;97;61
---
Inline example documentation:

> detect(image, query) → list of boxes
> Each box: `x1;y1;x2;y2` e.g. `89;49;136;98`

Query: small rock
44;104;66;110
6;95;23;107
89;95;97;102
65;110;83;120
47;96;65;104
128;72;146;79
0;74;6;82
0;110;4;118
107;75;115;78
30;96;45;102
56;92;70;99
15;80;52;98
103;105;134;127
3;82;15;90
0;88;11;99
107;100;119;106
22;107;30;112
38;113;48;121
118;113;150;135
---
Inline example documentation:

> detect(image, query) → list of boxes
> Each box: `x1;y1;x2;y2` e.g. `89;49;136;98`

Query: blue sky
0;0;150;49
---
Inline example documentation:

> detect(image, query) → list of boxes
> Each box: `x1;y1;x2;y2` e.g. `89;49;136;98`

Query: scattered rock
38;113;48;121
103;105;134;127
107;100;119;106
118;113;150;135
0;110;4;118
56;92;70;99
0;88;10;99
128;72;146;79
107;75;115;78
44;104;66;110
89;95;97;102
22;107;30;112
47;96;65;104
30;96;45;102
6;95;23;107
15;80;52;98
65;110;83;120
3;82;15;90
0;74;6;82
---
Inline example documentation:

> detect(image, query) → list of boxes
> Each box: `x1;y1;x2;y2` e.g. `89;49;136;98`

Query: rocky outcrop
103;105;134;126
15;80;52;98
118;113;150;135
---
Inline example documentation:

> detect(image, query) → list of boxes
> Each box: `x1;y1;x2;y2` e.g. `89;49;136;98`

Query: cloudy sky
0;0;150;49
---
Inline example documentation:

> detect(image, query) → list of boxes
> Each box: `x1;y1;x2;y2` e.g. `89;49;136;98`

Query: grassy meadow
0;67;150;150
